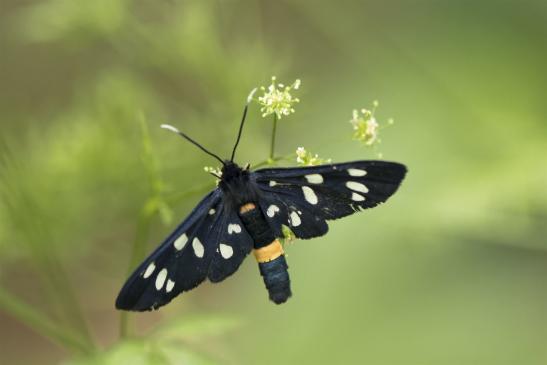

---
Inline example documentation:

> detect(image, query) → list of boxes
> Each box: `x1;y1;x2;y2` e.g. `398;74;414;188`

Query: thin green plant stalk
269;114;278;160
0;286;93;355
253;154;292;169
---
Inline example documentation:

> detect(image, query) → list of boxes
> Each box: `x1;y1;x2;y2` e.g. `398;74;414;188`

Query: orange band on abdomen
253;239;284;263
239;203;256;214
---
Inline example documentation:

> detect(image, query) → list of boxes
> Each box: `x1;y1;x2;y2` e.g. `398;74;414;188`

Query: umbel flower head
257;76;301;119
350;100;385;146
295;147;331;166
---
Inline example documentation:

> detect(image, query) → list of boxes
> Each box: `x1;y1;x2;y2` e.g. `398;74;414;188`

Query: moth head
220;161;244;181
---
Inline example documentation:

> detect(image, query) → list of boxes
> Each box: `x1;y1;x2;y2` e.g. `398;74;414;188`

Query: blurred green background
1;0;546;364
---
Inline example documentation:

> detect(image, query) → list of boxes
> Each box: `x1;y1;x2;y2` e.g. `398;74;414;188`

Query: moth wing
253;160;407;239
116;190;223;311
207;207;254;283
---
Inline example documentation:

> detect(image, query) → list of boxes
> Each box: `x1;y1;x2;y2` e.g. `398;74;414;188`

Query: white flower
295;147;331;166
349;101;382;146
257;77;301;119
204;166;222;184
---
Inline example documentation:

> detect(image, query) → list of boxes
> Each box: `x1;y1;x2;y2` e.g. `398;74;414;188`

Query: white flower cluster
349;101;385;146
257;77;301;119
295;147;331;166
204;166;222;182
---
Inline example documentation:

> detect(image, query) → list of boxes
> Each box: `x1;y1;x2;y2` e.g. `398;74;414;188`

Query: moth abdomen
259;255;291;304
239;203;292;304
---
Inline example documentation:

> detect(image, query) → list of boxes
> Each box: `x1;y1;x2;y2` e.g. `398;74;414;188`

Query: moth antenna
161;124;225;165
230;87;257;162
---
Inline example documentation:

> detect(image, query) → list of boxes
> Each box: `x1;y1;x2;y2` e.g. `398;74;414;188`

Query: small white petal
305;174;323;184
348;168;367;177
346;181;369;193
219;244;233;259
166;279;175;293
173;233;188;251
302;186;318;205
352;192;366;201
267;204;280;218
192;237;204;258
143;262;155;279
155;268;168;290
228;224;242;234
290;211;301;227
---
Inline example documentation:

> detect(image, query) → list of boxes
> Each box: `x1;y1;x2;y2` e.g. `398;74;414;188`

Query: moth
116;92;407;311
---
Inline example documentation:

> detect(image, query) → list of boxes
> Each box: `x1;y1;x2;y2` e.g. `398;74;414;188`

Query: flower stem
253;153;292;169
269;114;278;160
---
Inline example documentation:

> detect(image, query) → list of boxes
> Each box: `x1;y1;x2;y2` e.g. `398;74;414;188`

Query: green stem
0;286;93;355
269;114;278;160
252;153;292;169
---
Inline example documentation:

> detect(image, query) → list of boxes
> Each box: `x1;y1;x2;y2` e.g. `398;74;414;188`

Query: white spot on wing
290;211;301;227
305;174;323;184
209;208;215;215
192;237;204;258
173;233;188;251
269;181;278;187
219;243;233;259
166;279;175;293
155;268;168;290
143;262;155;278
302;186;318;205
348;168;367;177
228;224;242;234
352;192;366;201
346;181;369;193
267;204;280;217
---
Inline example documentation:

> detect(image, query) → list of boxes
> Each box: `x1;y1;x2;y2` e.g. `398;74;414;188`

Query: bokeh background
1;0;546;364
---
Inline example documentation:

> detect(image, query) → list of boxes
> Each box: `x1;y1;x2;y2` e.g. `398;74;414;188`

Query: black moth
116;93;407;311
